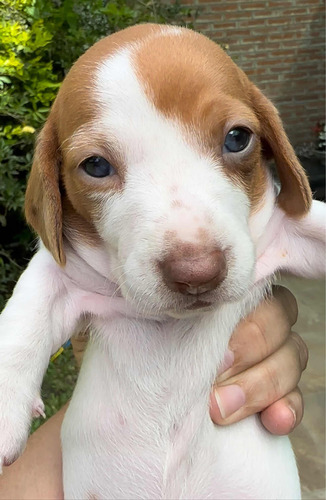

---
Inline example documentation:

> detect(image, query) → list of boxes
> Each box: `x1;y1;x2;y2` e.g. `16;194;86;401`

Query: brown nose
160;246;227;295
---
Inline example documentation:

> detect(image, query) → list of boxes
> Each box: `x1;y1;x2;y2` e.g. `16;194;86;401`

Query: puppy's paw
0;393;37;473
0;425;28;473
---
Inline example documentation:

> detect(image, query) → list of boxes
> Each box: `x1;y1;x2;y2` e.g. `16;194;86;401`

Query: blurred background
0;1;325;498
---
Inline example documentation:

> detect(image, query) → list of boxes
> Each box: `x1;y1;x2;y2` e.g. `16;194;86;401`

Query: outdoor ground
279;276;325;500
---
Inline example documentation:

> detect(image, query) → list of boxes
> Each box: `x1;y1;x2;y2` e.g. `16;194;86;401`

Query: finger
210;333;304;425
290;331;309;371
260;387;304;435
271;285;298;327
217;286;298;382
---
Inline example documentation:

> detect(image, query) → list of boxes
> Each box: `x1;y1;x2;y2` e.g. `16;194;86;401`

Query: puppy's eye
224;128;251;153
80;156;116;178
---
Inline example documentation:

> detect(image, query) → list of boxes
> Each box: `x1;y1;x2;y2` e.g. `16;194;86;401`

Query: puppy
0;24;325;499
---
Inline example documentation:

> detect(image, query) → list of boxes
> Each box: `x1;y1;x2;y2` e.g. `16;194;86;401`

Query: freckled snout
160;246;227;295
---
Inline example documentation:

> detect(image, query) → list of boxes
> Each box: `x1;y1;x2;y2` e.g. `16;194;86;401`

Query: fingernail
218;349;234;375
214;385;246;419
288;405;297;430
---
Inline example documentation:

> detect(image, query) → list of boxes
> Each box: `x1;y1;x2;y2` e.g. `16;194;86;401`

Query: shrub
0;0;196;310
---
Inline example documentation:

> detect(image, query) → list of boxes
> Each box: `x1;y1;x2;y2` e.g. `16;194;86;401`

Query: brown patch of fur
25;117;65;265
25;119;106;265
134;29;251;129
249;84;312;216
62;197;102;247
135;27;311;216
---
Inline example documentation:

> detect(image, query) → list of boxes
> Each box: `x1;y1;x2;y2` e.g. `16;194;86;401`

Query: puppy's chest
73;298;253;429
63;295;265;498
88;313;225;406
64;316;227;498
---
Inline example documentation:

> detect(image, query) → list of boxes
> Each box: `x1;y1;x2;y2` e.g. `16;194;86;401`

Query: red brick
223;27;255;37
239;2;267;10
257;74;282;82
269;32;297;40
267;0;291;6
238;18;267;27
195;12;228;21
252;58;283;65
211;21;238;29
239;36;269;44
266;18;292;25
223;10;251;19
271;49;298;57
295;14;323;23
282;8;308;15
295;0;324;4
307;6;326;15
209;3;238;12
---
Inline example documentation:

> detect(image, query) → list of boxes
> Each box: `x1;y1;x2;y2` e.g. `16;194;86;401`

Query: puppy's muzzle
160;246;227;295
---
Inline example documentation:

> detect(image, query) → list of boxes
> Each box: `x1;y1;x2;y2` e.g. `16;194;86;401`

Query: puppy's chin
166;304;215;319
119;275;254;319
131;295;218;320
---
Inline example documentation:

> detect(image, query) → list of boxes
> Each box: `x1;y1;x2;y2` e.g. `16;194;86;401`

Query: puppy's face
25;25;311;317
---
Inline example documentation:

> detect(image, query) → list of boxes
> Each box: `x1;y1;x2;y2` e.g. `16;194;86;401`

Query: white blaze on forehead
94;47;186;166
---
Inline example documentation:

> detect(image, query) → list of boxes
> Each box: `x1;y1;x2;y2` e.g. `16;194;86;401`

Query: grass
31;346;79;433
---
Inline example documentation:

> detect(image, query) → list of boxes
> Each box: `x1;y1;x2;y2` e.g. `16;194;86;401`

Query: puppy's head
25;24;314;316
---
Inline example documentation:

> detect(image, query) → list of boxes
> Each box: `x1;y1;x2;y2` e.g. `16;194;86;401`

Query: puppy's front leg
0;248;80;471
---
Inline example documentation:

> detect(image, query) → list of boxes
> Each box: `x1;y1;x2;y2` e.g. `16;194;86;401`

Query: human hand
210;286;308;435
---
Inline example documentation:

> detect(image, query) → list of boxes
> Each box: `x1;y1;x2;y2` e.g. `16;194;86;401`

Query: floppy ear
255;200;325;282
250;84;312;217
25;117;66;266
250;86;325;281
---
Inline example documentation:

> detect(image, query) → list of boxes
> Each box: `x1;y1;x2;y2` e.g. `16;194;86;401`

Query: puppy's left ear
25;116;66;266
250;84;312;217
250;85;325;281
255;200;325;282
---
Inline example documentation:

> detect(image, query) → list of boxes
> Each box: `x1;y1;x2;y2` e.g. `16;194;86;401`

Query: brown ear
250;84;312;217
25;117;65;265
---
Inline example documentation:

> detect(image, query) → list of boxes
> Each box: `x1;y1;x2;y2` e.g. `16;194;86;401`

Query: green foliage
0;0;196;310
31;346;79;433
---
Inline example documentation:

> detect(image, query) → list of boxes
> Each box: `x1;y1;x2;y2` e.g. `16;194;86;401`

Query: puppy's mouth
185;299;213;310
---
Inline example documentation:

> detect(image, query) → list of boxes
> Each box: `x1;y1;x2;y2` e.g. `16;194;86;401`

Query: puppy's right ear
25;117;66;266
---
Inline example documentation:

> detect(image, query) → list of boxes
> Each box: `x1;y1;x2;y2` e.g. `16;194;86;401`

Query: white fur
0;37;325;499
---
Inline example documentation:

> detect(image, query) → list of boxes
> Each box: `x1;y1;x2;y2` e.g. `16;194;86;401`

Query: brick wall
184;0;325;148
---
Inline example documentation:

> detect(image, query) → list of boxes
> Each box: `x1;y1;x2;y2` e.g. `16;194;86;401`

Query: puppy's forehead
55;24;163;140
134;27;250;122
56;25;253;142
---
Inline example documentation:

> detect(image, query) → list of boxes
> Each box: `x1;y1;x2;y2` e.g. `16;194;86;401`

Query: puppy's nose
160;246;227;295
